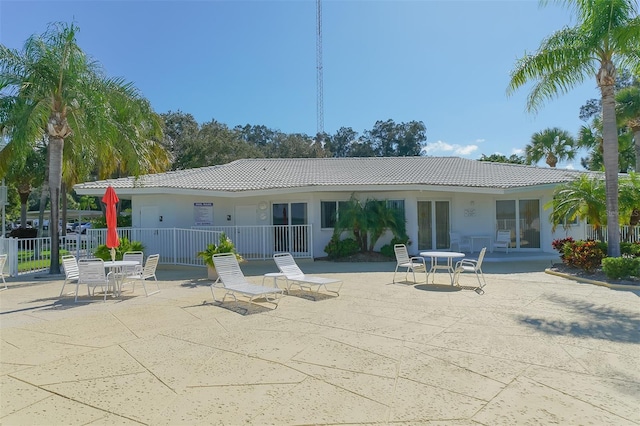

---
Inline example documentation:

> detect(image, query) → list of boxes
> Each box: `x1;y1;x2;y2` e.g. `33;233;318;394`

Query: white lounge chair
453;247;487;293
0;254;7;290
273;252;342;297
211;253;283;309
59;254;79;296
393;244;427;284
493;230;511;253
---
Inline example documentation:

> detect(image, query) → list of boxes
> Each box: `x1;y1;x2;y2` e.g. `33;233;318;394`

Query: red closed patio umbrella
102;186;120;261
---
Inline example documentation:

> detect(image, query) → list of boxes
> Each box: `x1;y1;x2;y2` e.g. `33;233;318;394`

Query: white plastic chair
453;247;487;292
393;244;427;284
59;255;79;297
493;230;511;253
122;254;160;296
0;254;7;290
123;251;144;274
76;258;114;302
449;232;471;252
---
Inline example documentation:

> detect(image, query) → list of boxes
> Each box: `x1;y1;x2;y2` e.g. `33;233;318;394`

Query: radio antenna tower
316;0;324;140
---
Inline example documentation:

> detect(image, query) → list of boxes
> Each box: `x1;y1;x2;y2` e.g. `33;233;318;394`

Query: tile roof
74;157;593;194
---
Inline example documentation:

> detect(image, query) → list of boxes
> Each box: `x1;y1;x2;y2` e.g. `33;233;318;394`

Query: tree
333;195;407;252
507;0;640;257
615;85;640;171
0;22;166;273
547;173;640;240
524;127;576;167
361;119;427;157
545;174;606;238
478;153;526;164
325;127;358;158
161;110;200;170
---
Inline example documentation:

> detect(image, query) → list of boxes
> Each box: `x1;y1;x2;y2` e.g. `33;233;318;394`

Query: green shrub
602;257;640;280
197;232;242;268
94;237;145;261
562;240;606;273
621;242;640;257
324;235;359;259
380;237;410;258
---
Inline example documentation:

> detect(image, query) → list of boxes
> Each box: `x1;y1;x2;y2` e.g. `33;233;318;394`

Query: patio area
1;259;639;425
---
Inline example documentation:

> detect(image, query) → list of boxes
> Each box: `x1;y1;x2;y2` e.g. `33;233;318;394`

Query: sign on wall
194;202;213;225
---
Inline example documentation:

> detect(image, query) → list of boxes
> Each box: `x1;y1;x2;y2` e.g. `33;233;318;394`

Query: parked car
78;222;92;234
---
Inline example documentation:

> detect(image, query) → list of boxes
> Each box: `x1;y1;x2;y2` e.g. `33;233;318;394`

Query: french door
417;201;450;250
272;202;308;253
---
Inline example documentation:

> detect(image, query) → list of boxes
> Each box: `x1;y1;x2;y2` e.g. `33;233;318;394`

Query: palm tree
545;174;606;239
616;85;640;171
334;195;407;252
578;117;637;171
547;173;640;241
524;127;576;167
507;0;640;258
0;22;167;273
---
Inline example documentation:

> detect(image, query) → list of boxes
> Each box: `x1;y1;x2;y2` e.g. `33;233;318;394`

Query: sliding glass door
495;199;540;249
417;200;450;250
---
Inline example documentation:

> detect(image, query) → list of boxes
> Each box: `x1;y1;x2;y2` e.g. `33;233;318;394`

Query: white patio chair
121;253;160;296
122;251;144;274
0;254;7;290
76;258;114;302
449;232;471;252
273;252;343;297
393;244;427;284
211;253;283;309
453;247;487;293
59;254;79;296
493;230;511;253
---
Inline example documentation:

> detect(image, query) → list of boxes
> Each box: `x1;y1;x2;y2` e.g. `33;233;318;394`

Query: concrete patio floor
1;259;639;425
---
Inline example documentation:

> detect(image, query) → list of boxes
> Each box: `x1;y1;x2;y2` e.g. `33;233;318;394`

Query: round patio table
104;260;139;297
419;251;465;285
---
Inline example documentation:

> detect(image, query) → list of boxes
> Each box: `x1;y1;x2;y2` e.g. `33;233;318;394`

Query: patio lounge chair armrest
410;256;426;265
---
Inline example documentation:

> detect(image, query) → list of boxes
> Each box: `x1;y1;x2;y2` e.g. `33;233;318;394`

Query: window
564;216;579;226
321;201;349;228
387;199;405;214
321;201;338;228
321;199;403;229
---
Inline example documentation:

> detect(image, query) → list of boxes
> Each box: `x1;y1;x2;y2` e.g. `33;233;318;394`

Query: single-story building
74;157;593;259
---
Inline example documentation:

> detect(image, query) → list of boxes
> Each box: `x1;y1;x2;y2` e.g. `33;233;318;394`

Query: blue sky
1;0;597;168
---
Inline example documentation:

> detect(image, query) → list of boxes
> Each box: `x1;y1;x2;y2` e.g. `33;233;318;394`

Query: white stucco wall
130;187;561;257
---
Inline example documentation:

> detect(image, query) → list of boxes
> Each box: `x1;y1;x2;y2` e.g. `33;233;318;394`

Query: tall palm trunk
598;64;620;257
48;136;64;274
17;184;30;228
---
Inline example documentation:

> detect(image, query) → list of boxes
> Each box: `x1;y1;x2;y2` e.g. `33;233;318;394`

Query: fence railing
0;225;313;277
585;225;639;242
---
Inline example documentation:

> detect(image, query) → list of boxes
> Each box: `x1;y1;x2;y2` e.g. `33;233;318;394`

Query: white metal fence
0;225;313;277
585;225;640;242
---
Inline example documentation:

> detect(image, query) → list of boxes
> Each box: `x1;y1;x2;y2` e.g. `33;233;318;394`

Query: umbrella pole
110;247;116;262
